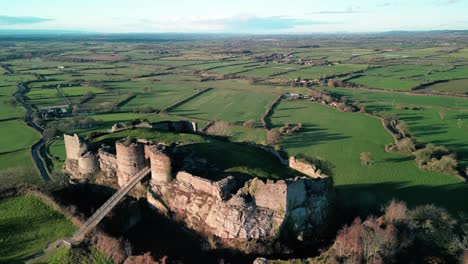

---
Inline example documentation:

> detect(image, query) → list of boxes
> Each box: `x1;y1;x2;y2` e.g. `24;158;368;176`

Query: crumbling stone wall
288;156;326;178
149;145;171;184
252;179;288;212
175;171;237;200
63;134;98;180
64;134;85;160
98;147;118;179
148;171;333;243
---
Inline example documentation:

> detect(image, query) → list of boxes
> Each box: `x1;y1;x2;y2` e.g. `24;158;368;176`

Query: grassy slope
0;195;76;264
270;100;468;212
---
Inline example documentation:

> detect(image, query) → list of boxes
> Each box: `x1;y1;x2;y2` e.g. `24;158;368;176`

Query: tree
384;200;408;224
396;121;410;137
266;129;281;146
360;217;398;264
360;152;374;165
207;121;232;137
332;218;363;263
395;138;416;155
243;119;256;128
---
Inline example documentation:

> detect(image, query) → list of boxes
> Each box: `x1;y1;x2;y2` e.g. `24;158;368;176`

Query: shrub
124;252;161;264
243;119;257;128
383;200;407;224
266;129;281;146
279;123;302;134
395;121;410;137
92;234;128;264
423;155;459;176
206;121;232;136
360;152;374;165
395;138;416;155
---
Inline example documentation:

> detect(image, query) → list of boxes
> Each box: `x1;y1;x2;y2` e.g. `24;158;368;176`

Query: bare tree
266;129;281;146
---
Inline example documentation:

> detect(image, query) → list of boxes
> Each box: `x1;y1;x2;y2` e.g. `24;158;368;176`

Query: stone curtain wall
288;156;325;178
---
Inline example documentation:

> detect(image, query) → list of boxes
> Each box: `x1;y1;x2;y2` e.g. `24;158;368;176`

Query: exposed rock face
147;171;333;242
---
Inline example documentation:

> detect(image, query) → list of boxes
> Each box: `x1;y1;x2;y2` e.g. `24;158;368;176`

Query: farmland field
169;88;278;123
420;79;468;94
1;32;468;263
270;100;468;211
348;76;420;90
0;195;76;264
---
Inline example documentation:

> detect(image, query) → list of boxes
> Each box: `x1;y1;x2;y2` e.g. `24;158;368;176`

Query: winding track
14;83;51;182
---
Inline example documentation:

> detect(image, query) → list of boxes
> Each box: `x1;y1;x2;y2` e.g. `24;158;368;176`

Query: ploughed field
0;36;467;215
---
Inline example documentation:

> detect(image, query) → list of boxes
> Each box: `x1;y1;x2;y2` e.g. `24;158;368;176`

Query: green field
0;195;76;264
0;119;40;153
278;64;368;79
270;100;467;212
348;76;420;90
421;79;468;94
169;88;278;123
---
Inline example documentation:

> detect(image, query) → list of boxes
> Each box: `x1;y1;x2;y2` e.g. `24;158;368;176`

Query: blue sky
0;0;467;33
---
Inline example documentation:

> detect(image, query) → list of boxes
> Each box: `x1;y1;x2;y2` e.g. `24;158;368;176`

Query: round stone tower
77;152;99;175
116;139;147;187
148;145;171;184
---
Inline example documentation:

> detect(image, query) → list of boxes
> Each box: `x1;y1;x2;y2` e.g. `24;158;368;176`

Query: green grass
270;100;468;213
420;79;468;94
365;65;452;78
47;139;66;172
207;62;261;75
348;76;420;90
0;119;40;153
92;128;207;146
239;64;303;77
169;88;277;124
278;64;368;79
321;86;468;109
0;195;76;264
33;246;111;264
0;149;40;188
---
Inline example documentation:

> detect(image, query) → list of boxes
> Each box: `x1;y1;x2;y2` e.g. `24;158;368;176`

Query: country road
14;83;52;182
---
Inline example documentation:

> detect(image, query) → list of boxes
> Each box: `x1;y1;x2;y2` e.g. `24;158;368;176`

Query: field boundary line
162;87;213;112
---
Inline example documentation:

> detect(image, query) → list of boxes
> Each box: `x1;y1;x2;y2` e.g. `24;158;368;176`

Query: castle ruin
62;133;333;244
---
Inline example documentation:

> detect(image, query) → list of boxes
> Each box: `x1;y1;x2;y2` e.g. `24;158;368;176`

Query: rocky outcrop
147;171;333;243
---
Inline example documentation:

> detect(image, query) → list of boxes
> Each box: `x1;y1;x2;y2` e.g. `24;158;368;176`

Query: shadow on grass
336;181;468;215
280;124;350;149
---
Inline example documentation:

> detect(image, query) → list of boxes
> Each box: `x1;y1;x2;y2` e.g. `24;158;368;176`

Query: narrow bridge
68;167;151;244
